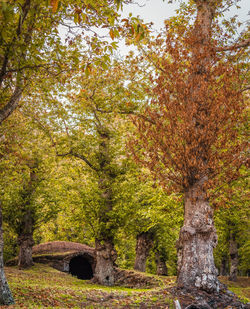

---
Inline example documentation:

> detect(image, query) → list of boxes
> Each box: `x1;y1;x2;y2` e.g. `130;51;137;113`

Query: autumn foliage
130;18;247;195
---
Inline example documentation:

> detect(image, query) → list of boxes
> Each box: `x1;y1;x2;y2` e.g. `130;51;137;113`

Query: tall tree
130;0;249;292
37;59;147;285
0;0;132;303
1;113;58;269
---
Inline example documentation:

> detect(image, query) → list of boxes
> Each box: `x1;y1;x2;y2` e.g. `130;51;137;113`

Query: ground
3;263;250;308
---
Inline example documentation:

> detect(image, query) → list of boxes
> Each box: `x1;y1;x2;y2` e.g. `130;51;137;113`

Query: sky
117;0;249;55
58;0;249;56
122;0;249;31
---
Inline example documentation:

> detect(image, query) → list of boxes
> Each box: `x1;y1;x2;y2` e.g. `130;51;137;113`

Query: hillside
3;264;250;308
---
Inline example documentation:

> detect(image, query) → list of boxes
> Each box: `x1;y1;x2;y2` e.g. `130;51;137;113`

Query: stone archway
69;255;94;280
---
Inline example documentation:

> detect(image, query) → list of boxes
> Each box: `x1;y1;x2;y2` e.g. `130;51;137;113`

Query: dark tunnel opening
69;255;93;280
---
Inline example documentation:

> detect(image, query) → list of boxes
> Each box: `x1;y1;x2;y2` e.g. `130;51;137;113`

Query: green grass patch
3;264;249;308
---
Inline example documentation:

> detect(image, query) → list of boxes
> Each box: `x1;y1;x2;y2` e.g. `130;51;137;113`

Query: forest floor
4;263;250;309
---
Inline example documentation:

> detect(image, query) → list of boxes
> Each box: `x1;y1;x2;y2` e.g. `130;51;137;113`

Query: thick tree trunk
0;205;15;305
229;231;238;282
92;130;119;286
94;239;117;286
177;182;220;292
17;211;35;269
134;232;154;272
155;251;168;276
18;234;34;269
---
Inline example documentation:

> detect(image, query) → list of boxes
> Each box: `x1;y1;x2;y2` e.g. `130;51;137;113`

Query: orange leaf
50;0;59;13
109;29;115;40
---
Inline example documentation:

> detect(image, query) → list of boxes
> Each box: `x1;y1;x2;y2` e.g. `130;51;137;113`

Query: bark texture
134;232;154;272
93;130;119;286
155;251;168;276
229;231;238;282
18;232;34;269
94;239;117;286
17;178;36;269
220;255;228;276
177;182;219;292
0;206;15;305
176;0;221;293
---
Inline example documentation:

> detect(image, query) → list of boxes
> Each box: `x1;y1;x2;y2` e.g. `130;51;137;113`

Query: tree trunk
177;182;220;292
17;211;35;269
0;205;15;305
134;231;154;272
229;231;238;282
176;0;220;293
93;239;117;286
18;234;34;269
220;255;228;276
155;251;168;276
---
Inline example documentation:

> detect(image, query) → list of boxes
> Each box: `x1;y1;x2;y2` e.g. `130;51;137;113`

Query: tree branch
95;107;156;125
121;110;156;125
217;38;250;52
0;0;31;88
71;152;100;172
0;86;23;125
240;85;250;93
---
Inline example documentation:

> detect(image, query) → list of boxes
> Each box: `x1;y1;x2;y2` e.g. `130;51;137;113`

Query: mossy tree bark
93;131;118;286
155;250;168;276
94;239;117;286
229;231;238;282
17;210;35;269
134;231;154;272
17;163;38;269
220;255;228;276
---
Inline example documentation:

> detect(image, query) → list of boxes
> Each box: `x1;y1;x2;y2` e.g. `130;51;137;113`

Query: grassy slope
3;264;250;309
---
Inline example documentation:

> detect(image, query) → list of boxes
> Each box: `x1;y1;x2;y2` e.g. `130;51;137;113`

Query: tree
0;0;133;303
134;230;154;272
115;165;182;274
214;174;249;281
130;0;249;292
36;58;147;285
4;158;43;269
0;0;132;124
0;113;58;269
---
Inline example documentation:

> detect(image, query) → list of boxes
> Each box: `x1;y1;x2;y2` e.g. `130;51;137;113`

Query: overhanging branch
217;38;250;52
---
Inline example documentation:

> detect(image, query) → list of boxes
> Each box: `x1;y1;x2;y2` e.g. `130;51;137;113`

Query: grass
3;264;250;308
220;276;250;304
5;263;174;308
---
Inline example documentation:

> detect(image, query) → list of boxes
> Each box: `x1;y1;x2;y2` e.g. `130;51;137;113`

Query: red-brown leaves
129;4;247;195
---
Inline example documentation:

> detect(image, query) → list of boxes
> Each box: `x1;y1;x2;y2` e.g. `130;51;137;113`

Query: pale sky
122;0;249;31
117;0;249;55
